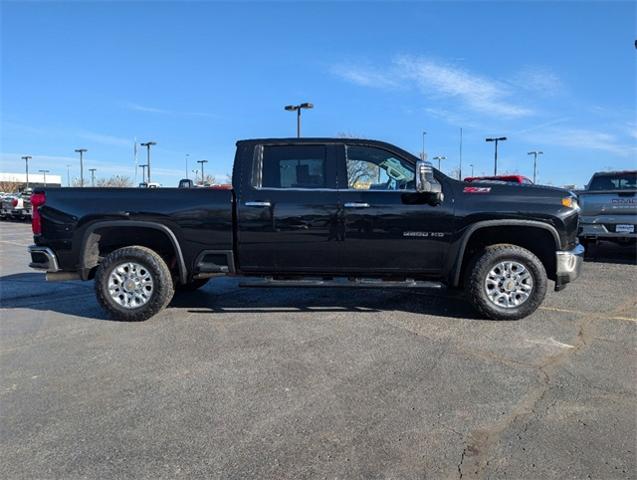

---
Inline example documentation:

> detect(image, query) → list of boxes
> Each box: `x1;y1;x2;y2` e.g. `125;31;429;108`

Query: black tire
95;246;175;321
466;244;547;320
176;278;210;292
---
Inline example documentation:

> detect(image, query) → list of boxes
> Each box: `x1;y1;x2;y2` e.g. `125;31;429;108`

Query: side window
346;145;415;191
260;145;327;189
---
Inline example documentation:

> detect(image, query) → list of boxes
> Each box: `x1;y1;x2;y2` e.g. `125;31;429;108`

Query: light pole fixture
469;163;474;177
421;131;427;160
74;148;87;187
433;155;446;170
89;168;97;187
197;160;208;185
140;141;157;183
527;151;543;184
485;137;507;175
21;155;32;189
139;164;148;184
38;169;50;186
284;102;313;138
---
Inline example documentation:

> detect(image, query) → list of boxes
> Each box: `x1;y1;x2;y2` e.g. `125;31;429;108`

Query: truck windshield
588;172;637;190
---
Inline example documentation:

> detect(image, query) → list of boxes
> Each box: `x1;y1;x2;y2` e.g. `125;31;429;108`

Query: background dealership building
0;172;62;191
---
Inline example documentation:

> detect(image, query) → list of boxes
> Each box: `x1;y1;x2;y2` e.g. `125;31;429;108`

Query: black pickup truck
28;138;584;321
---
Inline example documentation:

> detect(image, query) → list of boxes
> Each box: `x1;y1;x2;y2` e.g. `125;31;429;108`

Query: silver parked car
578;170;636;246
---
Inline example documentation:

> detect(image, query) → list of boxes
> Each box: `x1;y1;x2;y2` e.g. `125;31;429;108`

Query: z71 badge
463;186;491;193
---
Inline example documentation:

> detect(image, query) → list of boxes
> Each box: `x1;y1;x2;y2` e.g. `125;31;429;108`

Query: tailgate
579;190;637;216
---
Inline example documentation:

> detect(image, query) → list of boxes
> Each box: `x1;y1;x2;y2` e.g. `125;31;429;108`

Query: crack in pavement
453;297;636;480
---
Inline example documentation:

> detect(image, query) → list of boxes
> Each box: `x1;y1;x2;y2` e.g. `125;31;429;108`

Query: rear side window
260;145;327;189
589;172;637;190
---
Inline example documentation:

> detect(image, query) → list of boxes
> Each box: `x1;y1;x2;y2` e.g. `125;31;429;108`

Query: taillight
31;193;46;235
11;198;18;207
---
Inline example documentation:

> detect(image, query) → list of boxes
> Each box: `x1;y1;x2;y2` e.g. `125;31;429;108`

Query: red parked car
464;175;534;185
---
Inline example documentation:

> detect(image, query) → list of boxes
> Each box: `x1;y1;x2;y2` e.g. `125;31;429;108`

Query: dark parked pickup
28;138;584;321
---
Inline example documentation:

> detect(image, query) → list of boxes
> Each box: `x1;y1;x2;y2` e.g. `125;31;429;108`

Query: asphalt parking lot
1;221;635;479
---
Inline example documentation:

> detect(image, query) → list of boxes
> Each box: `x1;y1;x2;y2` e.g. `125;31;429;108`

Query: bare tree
0;179;21;193
347;160;378;188
448;167;461;180
96;175;134;187
337;131;379;187
202;174;216;186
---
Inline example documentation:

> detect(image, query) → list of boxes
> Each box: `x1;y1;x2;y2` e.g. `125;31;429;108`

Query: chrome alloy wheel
484;261;534;309
108;262;154;309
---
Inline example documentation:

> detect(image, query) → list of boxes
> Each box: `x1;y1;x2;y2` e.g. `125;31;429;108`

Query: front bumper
28;245;60;272
554;244;584;291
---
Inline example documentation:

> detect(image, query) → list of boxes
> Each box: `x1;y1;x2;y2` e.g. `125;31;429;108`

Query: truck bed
36;187;235;276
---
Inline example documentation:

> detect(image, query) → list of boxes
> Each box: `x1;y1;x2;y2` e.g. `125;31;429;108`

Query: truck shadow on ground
583;241;637;265
0;273;483;321
174;281;484;321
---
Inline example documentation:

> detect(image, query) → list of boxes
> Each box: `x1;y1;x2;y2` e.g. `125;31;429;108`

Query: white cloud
331;55;534;118
329;64;400;89
510;66;563;95
2;121;133;148
121;102;216;118
523;127;637;157
396;55;533;118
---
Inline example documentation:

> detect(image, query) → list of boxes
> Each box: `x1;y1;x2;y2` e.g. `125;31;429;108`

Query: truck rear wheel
95;246;175;321
466;244;547;320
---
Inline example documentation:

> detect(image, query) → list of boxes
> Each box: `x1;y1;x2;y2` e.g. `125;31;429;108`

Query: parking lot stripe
540;306;637;323
0;240;29;247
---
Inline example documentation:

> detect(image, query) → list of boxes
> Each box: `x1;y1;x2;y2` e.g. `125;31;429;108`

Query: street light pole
469;164;474;177
197;160;208;185
139;164;148;184
38;169;50;186
66;164;71;187
433;155;446;170
527;151;543;184
185;154;190;179
284;103;314;138
140;141;156;183
421;131;427;160
89;168;97;187
485;137;507;175
74;149;87;187
21;156;32;189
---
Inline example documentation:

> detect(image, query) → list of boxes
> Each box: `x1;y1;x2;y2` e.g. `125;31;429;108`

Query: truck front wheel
95;246;175;321
466;244;547;320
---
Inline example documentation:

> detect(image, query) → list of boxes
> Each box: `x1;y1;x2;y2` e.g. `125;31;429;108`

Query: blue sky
2;1;635;187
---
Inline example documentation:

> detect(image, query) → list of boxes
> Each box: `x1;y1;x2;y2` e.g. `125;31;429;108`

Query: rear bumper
28;245;60;272
579;214;637;240
554;244;584;291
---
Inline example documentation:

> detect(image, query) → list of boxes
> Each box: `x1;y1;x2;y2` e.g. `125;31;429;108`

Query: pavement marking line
0;240;29;247
526;337;575;349
540;306;637;323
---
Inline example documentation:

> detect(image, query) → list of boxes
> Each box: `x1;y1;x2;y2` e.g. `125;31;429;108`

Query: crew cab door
336;143;455;274
236;143;339;273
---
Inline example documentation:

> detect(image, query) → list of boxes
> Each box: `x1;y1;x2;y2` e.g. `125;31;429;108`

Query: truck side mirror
416;160;443;204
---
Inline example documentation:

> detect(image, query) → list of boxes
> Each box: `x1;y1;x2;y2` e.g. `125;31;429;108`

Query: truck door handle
245;201;271;207
344;202;370;208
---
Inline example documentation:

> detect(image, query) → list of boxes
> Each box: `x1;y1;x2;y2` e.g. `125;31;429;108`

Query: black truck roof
236;138;419;160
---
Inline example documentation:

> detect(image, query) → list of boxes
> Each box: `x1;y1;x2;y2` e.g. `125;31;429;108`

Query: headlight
561;197;579;209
